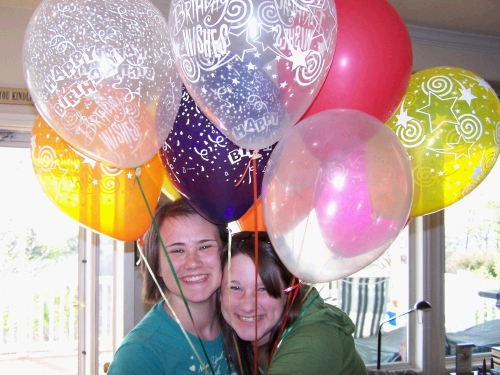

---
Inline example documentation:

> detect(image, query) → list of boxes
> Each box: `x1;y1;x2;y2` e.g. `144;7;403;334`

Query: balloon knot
284;280;304;293
251;151;262;160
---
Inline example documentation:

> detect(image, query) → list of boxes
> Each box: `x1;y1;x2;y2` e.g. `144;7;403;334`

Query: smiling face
220;253;286;346
158;214;222;306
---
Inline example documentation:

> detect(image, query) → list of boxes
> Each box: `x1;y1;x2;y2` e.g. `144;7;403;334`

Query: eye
258;287;267;292
168;248;184;254
230;286;241;291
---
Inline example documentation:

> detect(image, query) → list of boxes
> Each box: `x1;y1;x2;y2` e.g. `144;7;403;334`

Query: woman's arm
266;320;367;375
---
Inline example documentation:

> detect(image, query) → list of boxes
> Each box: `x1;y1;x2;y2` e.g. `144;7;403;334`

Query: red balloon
302;0;412;122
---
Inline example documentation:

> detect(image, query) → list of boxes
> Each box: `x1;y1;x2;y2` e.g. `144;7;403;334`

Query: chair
367;371;418;375
339;277;389;339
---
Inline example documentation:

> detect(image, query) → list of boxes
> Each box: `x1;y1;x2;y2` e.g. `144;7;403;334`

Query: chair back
339;276;389;338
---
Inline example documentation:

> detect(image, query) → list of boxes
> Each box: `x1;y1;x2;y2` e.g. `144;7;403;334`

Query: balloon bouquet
22;0;500;373
23;0;500;293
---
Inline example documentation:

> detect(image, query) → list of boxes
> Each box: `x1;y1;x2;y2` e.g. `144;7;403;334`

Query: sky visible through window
0;147;78;240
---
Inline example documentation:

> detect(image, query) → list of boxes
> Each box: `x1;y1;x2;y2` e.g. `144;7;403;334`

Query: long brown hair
218;231;303;375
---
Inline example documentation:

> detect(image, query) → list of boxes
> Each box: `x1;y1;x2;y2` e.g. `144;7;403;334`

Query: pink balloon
302;0;412;122
262;109;413;283
315;144;403;257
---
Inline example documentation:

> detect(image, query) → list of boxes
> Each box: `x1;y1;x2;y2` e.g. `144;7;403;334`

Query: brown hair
218;231;303;375
141;198;227;303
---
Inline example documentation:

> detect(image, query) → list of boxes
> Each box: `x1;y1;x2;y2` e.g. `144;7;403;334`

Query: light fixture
377;300;432;369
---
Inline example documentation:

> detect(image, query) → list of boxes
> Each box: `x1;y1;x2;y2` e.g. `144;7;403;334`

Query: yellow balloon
31;115;163;241
161;170;181;201
387;67;500;218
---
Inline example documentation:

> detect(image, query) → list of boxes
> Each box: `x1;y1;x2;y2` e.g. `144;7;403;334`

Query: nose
184;250;202;269
239;290;257;313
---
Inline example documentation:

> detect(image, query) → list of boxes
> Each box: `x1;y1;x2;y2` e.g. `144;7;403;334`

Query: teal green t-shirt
108;302;235;375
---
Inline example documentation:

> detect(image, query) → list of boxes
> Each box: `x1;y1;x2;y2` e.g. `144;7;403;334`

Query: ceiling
2;0;500;38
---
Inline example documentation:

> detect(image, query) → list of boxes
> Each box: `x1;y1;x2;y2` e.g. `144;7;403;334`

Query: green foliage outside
0;221;78;276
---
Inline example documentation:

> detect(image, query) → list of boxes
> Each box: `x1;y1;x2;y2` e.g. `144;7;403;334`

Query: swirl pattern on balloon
387;67;500;217
422;75;454;96
393;117;425;149
457;114;482;141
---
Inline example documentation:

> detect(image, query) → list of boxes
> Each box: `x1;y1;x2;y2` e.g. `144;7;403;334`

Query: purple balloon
159;87;274;224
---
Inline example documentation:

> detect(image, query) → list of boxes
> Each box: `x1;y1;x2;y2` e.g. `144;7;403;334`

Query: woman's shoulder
298;287;356;335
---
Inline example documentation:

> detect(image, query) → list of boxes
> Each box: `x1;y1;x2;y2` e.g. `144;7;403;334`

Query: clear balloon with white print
169;0;338;151
23;0;182;168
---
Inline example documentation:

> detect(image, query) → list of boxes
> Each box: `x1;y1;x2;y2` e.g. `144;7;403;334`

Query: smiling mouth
181;274;208;283
238;315;263;323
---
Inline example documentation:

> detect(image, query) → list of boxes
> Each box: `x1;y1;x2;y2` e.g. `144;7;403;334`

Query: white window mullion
421;211;447;374
78;228;100;375
112;241;137;351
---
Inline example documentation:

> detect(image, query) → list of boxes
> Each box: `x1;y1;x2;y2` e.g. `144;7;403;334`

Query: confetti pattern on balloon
159;87;275;224
23;0;182;168
30;115;163;241
168;0;337;150
387;67;500;218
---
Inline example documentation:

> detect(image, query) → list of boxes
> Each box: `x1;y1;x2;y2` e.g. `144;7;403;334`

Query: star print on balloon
30;115;164;241
23;0;181;168
168;0;337;150
387;67;500;218
159;86;275;224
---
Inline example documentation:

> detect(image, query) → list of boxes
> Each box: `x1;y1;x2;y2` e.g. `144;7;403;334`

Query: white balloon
169;0;338;150
23;0;182;168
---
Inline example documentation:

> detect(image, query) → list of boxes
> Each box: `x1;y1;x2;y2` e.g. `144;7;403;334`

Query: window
444;162;500;358
0;146;80;372
0;129;125;375
316;226;411;367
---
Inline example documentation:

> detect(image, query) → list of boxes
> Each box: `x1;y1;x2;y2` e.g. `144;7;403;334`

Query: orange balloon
30;115;163;241
237;198;267;232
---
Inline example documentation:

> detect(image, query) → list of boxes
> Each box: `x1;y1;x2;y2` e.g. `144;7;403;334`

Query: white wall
1;5;499;120
409;26;500;81
0;6;37;116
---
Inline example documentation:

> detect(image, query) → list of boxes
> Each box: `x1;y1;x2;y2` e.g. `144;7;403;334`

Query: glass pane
0;147;80;374
445;163;500;357
98;236;114;374
316;226;410;366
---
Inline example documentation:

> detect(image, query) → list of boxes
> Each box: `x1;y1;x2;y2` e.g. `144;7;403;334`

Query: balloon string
227;227;246;375
134;166;215;375
235;151;262;187
252;155;259;375
278;287;317;344
267;277;299;368
135;245;210;375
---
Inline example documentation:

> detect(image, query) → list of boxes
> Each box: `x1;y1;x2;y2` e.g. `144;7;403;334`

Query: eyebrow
164;238;219;248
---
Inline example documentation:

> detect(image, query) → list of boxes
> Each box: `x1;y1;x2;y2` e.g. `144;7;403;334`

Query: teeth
239;315;263;322
182;275;208;282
